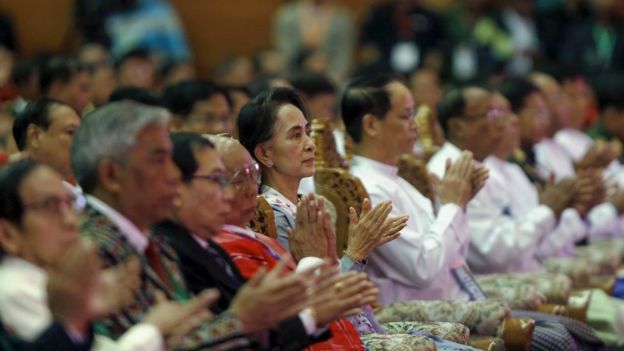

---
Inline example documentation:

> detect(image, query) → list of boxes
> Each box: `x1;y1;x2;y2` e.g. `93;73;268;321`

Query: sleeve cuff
298;308;328;337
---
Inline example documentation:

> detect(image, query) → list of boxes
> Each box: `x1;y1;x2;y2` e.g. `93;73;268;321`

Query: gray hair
71;101;170;193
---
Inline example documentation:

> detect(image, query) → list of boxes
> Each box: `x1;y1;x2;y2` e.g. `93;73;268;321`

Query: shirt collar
1;256;47;281
222;224;257;239
191;233;209;249
261;185;297;216
86;195;149;253
441;141;463;158
351;155;399;177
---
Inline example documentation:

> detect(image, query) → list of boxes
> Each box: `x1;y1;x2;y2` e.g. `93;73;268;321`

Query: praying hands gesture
288;193;338;263
538;176;577;218
344;199;408;262
438;151;483;208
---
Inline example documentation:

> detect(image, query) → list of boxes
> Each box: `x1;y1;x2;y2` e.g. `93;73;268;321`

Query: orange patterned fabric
214;227;366;351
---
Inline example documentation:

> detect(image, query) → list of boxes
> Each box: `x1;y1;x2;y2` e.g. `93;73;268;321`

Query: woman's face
263;104;316;180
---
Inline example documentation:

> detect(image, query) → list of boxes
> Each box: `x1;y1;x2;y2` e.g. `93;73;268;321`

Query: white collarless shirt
351;155;469;303
428;142;556;274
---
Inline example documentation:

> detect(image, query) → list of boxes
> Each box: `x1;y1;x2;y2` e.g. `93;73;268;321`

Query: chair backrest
310;118;348;169
414;104;441;162
248;196;277;238
398;154;436;202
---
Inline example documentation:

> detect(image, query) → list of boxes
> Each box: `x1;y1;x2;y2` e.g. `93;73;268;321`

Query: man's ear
0;220;21;257
169;115;184;131
26;124;41;150
254;144;273;168
362;113;378;139
447;118;463;139
97;159;123;194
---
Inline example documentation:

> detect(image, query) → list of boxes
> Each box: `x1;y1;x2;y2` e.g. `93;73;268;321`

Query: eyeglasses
230;162;261;191
23;194;86;216
189;173;231;189
465;108;507;123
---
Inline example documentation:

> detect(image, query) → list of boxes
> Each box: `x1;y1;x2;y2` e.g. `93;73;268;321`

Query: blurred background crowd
0;0;622;157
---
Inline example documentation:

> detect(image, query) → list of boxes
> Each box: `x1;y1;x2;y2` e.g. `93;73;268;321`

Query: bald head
205;134;250;172
530;72;559;96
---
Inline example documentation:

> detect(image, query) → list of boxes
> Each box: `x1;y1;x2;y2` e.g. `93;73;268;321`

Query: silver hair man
71;101;170;193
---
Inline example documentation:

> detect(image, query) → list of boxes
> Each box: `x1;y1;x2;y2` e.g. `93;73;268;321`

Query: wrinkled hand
229;259;311;333
146;289;218;348
345;199;408;261
538;176;576;218
307;267;380;326
289;194;336;262
438;151;475;208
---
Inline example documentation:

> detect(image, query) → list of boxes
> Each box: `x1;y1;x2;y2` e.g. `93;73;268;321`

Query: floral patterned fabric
360;333;437;351
543;257;599;289
382;322;470;345
477;272;572;305
375;300;511;337
575;240;622;275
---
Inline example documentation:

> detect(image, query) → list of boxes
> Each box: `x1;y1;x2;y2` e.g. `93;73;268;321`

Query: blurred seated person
248;74;292;98
213;56;255;87
428;86;577;274
0;160;221;350
10;55;44;115
154;132;379;350
359;0;445;75
77;43;116;108
479;89;624;346
71;101;315;350
558;0;624;73
11;98;80;183
290;71;346;156
273;0;354;82
502;78;624;239
162;79;233;135
223;86;251;138
253;48;286;77
108;86;163;107
158;59;196;88
114;49;156;91
39;57;92;115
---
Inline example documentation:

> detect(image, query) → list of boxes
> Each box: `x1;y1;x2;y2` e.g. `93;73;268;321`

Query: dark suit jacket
153;220;330;351
0;321;93;351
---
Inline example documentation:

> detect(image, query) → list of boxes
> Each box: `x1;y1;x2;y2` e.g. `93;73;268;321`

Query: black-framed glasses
189;173;231;189
230;162;261;191
23;193;86;215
